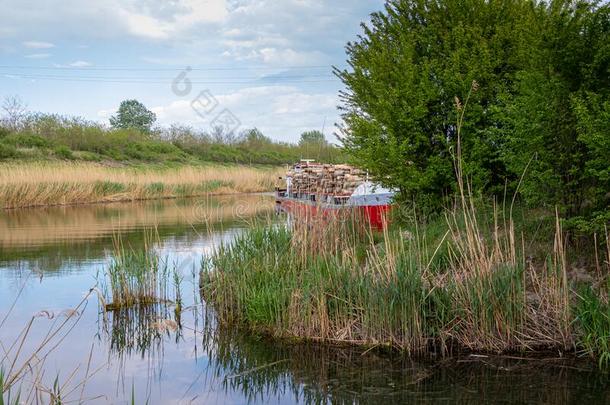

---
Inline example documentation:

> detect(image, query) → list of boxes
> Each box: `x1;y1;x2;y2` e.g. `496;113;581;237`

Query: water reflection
204;326;610;404
0;194;274;272
1;196;608;404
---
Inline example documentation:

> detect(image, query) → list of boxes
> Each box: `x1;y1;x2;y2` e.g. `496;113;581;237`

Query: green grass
102;241;178;310
201;203;604;362
575;284;610;368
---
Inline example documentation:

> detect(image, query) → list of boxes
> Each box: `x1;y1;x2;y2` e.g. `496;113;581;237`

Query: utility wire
1;72;335;80
2;74;339;84
0;64;342;72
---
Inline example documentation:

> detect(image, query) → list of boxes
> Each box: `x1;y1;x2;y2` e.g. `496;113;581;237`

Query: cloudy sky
0;0;383;143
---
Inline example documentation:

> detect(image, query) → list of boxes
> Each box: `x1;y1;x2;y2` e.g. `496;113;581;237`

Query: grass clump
202;204;577;356
97;234;184;359
575;284;610;368
104;248;169;310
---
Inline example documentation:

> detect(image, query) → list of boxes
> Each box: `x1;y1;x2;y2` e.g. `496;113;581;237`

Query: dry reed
0;162;282;209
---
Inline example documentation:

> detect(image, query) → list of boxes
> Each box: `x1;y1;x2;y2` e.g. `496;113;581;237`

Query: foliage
503;2;610;218
0;113;344;165
337;0;609;221
575;285;610;368
299;130;326;146
53;145;74;160
0;143;18;159
109;99;157;134
202;205;575;356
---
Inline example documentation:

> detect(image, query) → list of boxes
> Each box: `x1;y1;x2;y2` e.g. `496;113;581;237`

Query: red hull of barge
277;198;391;230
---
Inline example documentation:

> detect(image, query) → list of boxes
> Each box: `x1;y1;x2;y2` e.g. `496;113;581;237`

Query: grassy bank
0;114;343;165
0;161;282;209
200;206;610;366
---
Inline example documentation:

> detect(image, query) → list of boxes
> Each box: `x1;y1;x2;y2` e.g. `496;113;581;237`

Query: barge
275;161;395;229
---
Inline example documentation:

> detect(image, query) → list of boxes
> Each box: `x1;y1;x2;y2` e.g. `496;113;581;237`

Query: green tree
299;130;327;146
240;128;272;150
110;99;156;133
502;1;609;219
337;0;532;212
337;0;608;219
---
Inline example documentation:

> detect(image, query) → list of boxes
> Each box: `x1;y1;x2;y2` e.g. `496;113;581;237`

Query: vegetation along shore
202;0;610;368
201;197;610;367
0;162;282;209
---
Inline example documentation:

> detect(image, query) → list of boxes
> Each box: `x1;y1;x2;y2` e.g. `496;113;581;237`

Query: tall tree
502;1;609;221
110;99;156;133
337;0;532;212
337;0;609;219
299;130;327;146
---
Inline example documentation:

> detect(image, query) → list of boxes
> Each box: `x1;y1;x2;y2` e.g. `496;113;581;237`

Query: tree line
0;97;343;165
337;0;609;229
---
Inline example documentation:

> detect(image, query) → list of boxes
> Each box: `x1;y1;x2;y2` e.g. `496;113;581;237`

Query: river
0;196;608;404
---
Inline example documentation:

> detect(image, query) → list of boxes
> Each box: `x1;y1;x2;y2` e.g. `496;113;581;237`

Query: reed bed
0;161;282;209
100;234;181;311
201;81;609;364
202;202;591;357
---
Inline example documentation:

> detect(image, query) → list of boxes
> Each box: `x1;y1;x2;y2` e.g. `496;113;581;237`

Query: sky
0;0;384;143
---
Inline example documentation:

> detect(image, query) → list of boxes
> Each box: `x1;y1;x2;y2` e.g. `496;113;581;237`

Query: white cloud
24;53;51;59
144;85;339;142
69;60;93;67
22;40;55;49
116;0;228;40
1;0;229;42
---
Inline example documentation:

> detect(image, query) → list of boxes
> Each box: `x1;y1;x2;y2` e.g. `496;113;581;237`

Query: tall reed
100;230;183;310
0;162;282;209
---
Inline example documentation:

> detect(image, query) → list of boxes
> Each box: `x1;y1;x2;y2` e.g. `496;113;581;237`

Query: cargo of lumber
287;163;366;196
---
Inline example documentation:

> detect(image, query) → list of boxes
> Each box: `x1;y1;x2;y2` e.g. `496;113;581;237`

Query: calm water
0;196;608;404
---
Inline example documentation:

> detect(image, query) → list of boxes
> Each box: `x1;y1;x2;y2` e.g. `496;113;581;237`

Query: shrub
0;143;19;159
54;145;74;160
3;133;53;148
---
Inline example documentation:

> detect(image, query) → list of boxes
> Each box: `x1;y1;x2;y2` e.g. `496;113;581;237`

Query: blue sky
0;1;384;143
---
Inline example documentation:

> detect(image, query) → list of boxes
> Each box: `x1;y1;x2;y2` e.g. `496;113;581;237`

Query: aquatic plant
201;202;579;355
104;247;168;310
576;286;610;368
0;162;282;209
97;232;185;360
574;233;610;368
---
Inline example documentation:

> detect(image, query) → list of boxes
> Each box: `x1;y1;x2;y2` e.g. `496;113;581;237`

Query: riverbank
200;204;610;367
0;161;283;209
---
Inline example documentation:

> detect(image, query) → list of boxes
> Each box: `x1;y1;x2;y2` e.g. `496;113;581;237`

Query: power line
2;73;340;84
0;64;343;72
1;72;336;80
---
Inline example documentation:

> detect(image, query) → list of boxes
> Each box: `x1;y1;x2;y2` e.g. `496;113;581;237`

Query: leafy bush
337;0;609;221
3;133;53;148
54;145;74;160
0;143;19;159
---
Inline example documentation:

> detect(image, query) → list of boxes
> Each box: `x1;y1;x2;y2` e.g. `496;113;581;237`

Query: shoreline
1;190;275;211
0;161;283;210
200;212;609;368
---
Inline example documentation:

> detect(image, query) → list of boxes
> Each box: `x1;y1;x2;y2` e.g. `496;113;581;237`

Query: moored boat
275;161;395;229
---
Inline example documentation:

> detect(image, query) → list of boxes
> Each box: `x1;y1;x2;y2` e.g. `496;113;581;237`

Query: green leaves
110;99;157;134
338;0;609;223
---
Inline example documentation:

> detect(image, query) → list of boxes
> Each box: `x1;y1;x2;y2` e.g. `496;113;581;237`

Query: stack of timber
288;163;366;196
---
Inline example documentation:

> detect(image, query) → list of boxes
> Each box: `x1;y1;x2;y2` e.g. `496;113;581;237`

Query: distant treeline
337;0;609;229
0;112;343;165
